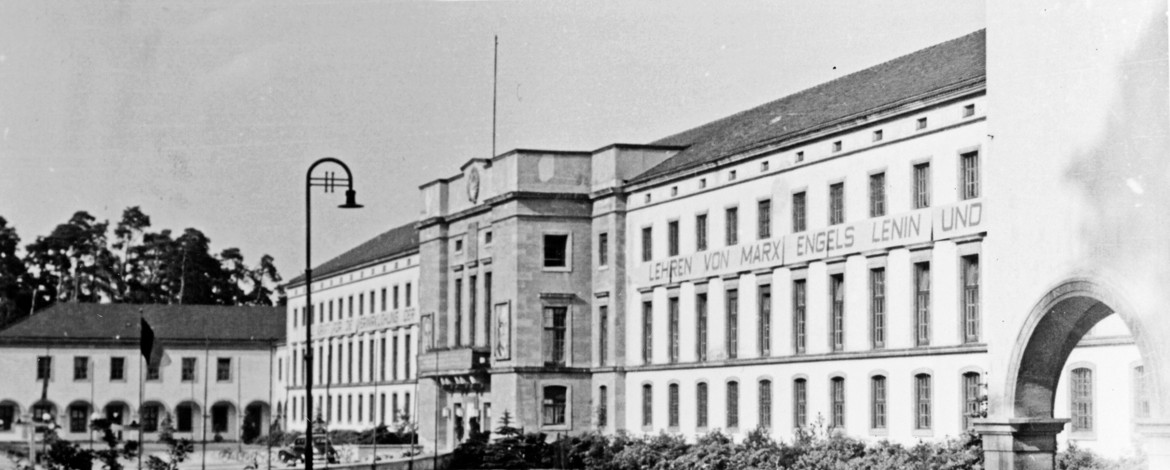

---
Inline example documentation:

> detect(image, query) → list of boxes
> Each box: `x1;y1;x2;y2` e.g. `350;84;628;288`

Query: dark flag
140;318;170;367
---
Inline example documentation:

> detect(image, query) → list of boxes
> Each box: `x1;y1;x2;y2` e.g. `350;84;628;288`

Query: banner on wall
634;198;984;288
494;301;511;360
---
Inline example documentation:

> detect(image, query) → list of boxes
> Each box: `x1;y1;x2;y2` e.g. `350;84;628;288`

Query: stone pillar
974;418;1068;470
1136;419;1170;470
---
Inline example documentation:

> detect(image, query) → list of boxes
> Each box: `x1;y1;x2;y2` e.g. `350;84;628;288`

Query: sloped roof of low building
0;303;284;344
286;222;418;287
632;29;986;184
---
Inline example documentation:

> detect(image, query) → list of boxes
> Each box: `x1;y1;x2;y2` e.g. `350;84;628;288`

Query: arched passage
242;401;269;444
980;279;1166;470
173;401;202;437
210;401;237;441
64;400;92;435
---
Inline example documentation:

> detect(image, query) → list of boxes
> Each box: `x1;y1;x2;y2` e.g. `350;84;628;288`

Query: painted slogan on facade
634;199;983;287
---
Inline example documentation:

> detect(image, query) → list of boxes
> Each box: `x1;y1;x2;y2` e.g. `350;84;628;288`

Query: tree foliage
0;207;285;327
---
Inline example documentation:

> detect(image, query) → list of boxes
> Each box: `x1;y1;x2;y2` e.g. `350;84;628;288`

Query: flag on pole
140;318;171;368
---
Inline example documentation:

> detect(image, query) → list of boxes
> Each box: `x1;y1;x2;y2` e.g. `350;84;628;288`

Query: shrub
1057;443;1146;470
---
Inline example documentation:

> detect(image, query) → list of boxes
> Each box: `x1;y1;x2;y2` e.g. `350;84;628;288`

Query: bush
1057;443;1146;470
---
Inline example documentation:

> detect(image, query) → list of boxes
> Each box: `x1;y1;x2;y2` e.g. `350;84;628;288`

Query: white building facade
283;223;420;433
0;304;284;443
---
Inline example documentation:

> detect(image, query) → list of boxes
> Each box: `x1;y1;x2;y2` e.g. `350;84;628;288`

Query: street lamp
305;158;363;470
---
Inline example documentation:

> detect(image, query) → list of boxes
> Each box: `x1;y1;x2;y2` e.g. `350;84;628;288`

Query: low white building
0;304;284;443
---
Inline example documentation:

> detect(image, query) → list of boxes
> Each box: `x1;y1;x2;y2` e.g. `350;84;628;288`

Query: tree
23;211;118;307
0;216;30;326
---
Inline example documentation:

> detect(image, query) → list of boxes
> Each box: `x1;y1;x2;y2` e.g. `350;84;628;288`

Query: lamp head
339;189;363;209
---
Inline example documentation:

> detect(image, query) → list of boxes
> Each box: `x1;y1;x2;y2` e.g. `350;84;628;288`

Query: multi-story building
0;304;283;443
407;28;1147;458
283;223;420;433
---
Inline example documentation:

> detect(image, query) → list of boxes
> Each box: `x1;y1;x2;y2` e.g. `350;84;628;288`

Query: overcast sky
0;1;984;280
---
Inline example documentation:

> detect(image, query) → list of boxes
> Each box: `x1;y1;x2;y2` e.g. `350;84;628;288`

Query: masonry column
974;418;1067;470
1136;419;1170;470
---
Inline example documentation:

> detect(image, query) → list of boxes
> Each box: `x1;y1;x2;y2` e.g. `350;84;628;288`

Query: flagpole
138;309;144;470
202;339;210;470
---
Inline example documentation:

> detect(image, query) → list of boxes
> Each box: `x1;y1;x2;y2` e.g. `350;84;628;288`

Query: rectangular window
217;358;231;382
668;383;680;428
915;263;931;346
869;173;886;217
792;192;807;232
642;301;653;363
392;336;399;380
871;376;887;429
870;269;886;349
697;383;709;428
642;384;653;427
454;278;463;346
598;306;608;366
830;274;845;351
181;358;196;382
795;151;804;163
598;233;608;266
142;405;159;433
696;214;708;251
146;363;160;381
963;104;975;118
916;374;932;430
725;207;739;245
405;283;412;307
962;255;981;343
404;334;411;378
873;129;883;142
829;183;845;225
916;117;928;130
1071;368;1093;432
727;381;740;429
758;199;772;239
543;234;569;268
357;342;364;382
759;380;773;429
469;275;478;346
758;285;772;356
642;227;653;262
794;379;807;428
961;151;980;200
668;221;679;256
393;285;400;309
696;293;708;362
36;356;51;381
381;288;387;311
725;289;739;359
73;357;88;381
108;357;122;380
542;386;567;426
543;307;568;366
668;297;680;363
793;280;807;354
347;342;353;383
913;163;931;209
831;377;845;429
1134;366;1151;420
598;386;608;428
359;294;364;316
963;372;982;429
832;140;842;152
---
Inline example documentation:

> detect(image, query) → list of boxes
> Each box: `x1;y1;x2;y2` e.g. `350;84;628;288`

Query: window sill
542;266;572;273
1069;431;1097;441
869;428;889;437
911;429;934;438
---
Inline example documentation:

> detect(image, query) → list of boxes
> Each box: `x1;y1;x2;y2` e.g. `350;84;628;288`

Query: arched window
642;384;653;428
962;372;982;429
870;376;886;429
542;386;567;426
697;382;709;428
726;381;740;429
68;403;89;433
598;386;608;428
668;383;680;428
793;378;807;428
758;380;773;429
1071;368;1093;432
914;374;932;430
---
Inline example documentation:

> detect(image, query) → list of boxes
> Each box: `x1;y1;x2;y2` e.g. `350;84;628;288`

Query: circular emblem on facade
467;167;481;203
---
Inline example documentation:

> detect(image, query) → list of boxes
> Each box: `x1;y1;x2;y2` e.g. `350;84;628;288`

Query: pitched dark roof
632;29;986;183
0;303;284;343
286;222;418;287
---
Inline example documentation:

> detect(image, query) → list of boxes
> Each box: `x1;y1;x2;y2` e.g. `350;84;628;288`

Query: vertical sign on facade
420;313;434;352
494;301;511;360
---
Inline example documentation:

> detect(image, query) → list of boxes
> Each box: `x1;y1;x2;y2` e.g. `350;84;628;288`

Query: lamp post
305;158;363;470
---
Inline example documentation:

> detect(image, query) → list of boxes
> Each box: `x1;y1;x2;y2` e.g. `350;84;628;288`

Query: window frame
543;306;569;367
542;232;572;271
758;284;772;356
1070;365;1095;435
641;226;653;262
757;198;772;239
913;162;931;209
726;380;740;430
869;172;886;217
914;373;933;433
597;232;609;267
829;182;845;225
695;213;709;251
668;297;680;363
668;382;680;429
830;274;845;351
73;356;88;381
758;379;773;430
871;375;887;431
216;357;232;382
725;288;739;359
914;262;931;347
696;292;708;362
725;206;739;246
793;279;807;354
830;376;845;429
960;149;981;200
870;268;886;349
667;220;680;257
792;191;807;232
181;357;196;382
642;300;653;364
961;255;981;343
541;385;569;428
697;381;709;429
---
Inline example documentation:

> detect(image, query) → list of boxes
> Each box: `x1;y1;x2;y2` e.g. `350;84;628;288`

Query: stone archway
210;401;237;441
977;278;1166;470
242;401;269;444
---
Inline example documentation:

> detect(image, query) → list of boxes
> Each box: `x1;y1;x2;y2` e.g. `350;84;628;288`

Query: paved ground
1;443;427;470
